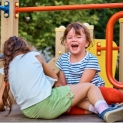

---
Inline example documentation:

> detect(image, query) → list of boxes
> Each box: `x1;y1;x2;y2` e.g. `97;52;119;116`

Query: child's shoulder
23;51;41;60
87;52;98;59
60;52;69;58
28;51;40;56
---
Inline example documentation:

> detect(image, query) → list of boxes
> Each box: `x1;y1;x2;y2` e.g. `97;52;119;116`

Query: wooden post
119;18;123;92
83;23;94;40
0;0;19;86
55;26;66;57
1;0;19;51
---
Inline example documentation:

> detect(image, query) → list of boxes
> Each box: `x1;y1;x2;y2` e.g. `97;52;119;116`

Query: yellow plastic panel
87;39;118;87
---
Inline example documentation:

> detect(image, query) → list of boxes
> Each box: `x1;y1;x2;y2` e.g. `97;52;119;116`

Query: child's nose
73;37;77;41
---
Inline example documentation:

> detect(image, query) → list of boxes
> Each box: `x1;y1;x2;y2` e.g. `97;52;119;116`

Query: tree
0;0;122;55
18;0;104;55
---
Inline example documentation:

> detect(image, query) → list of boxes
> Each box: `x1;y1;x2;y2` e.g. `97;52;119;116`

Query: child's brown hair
3;36;31;115
61;22;92;48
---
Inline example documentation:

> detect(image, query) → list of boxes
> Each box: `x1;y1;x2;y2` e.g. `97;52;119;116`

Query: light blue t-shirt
56;51;104;87
8;51;56;110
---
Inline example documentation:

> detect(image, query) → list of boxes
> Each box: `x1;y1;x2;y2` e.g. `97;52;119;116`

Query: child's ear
65;41;68;48
85;41;89;48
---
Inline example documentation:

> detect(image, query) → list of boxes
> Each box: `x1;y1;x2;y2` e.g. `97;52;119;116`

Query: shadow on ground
0;104;106;122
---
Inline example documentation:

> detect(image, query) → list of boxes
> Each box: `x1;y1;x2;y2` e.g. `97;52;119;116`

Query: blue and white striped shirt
56;51;104;87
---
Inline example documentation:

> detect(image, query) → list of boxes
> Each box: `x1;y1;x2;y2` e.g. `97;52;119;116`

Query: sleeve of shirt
32;51;40;56
85;54;100;72
56;55;63;71
46;75;57;87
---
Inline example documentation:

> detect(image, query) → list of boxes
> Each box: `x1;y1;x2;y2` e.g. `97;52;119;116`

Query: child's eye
67;37;72;39
77;36;82;38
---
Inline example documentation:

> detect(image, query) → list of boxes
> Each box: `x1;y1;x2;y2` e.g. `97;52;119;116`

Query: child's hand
0;102;5;111
52;81;59;88
54;82;64;87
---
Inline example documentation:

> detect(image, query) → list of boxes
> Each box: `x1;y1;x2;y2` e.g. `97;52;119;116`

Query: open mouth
71;44;78;48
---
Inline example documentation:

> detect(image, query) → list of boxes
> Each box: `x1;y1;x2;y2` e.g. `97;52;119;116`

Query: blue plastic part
0;1;9;18
0;54;4;59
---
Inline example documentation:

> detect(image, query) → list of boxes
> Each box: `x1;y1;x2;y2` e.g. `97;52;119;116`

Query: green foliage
0;0;122;55
0;0;121;79
17;0;104;55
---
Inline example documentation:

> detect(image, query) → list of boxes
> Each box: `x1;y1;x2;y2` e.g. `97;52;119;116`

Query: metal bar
0;6;8;11
15;3;123;13
119;18;123;93
106;11;123;89
97;46;119;51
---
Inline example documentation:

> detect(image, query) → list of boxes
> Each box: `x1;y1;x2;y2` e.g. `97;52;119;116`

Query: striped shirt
56;51;104;87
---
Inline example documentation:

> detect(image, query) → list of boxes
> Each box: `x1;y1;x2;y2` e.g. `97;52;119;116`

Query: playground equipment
48;25;118;88
0;1;123;90
0;1;9;18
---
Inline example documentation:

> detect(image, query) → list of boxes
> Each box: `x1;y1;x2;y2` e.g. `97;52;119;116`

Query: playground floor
0;103;106;122
1;104;123;122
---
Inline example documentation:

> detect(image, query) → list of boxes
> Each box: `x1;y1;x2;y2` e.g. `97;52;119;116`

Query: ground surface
0;104;106;122
0;104;123;122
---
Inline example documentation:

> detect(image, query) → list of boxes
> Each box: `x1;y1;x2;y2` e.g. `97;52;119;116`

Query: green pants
22;86;74;119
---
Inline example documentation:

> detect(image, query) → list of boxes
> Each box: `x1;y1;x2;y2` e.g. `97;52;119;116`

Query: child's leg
66;86;123;115
66;99;94;115
69;83;109;114
68;83;105;107
99;86;123;105
76;98;98;114
66;106;92;114
65;106;86;115
68;83;123;122
73;86;123;112
0;79;5;111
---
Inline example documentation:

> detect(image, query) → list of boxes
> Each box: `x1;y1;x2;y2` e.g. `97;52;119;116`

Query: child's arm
0;77;5;111
57;70;67;86
79;69;96;83
35;55;58;80
79;54;100;84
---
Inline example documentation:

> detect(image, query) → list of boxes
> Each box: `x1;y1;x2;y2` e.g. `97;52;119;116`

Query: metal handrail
106;11;123;89
15;3;123;12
